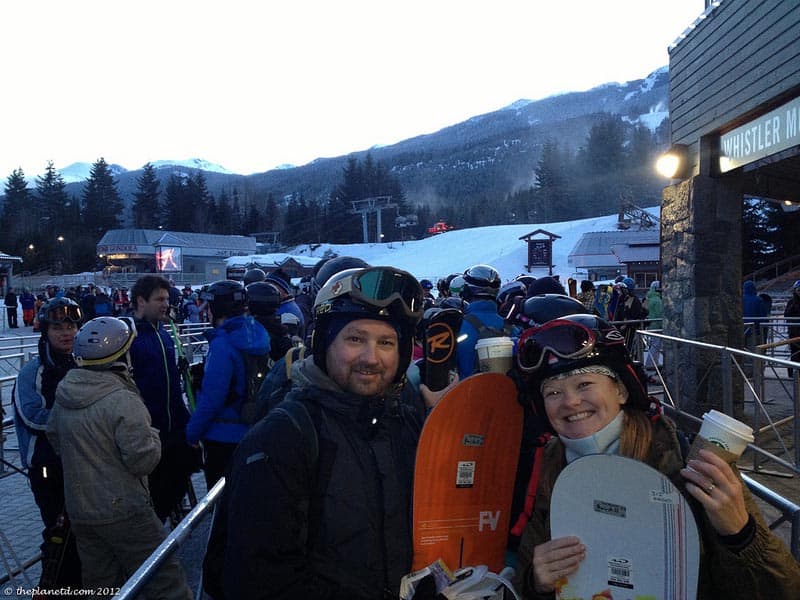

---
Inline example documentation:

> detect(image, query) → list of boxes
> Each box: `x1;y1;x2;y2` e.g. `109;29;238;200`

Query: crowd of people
9;262;799;599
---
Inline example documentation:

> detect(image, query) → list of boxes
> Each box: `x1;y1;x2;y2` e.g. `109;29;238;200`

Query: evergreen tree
32;162;73;270
575;116;626;216
263;193;280;233
132;163;162;228
327;153;407;243
2;169;32;242
189;171;212;232
284;194;306;245
327;156;364;243
230;191;243;234
742;197;776;275
164;174;192;231
243;201;261;236
534;139;568;222
624;125;661;206
36;161;70;233
82;157;124;237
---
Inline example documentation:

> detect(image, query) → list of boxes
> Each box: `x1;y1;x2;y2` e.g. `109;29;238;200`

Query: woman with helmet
512;314;800;599
46;317;192;599
13;297;84;589
222;266;449;599
456;264;505;378
186;280;270;488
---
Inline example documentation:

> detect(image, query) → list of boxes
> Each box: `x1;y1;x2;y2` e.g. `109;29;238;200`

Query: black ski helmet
497;280;527;306
514;274;536;290
516;314;649;419
37;297;83;334
522;293;591;327
311;266;424;385
312;256;370;298
461;264;501;301
245;281;281;317
201;280;247;319
243;268;267;286
439;296;468;312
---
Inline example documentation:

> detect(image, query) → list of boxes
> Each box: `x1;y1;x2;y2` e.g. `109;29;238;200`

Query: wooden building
661;0;800;405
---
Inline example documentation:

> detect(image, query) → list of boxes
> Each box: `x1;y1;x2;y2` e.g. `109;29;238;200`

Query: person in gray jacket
47;316;191;600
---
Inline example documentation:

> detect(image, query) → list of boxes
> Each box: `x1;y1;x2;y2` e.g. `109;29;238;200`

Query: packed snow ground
229;209;660;285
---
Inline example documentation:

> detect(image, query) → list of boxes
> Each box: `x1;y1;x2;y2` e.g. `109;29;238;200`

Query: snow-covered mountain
58;161;128;184
149;159;233;175
56;158;232;184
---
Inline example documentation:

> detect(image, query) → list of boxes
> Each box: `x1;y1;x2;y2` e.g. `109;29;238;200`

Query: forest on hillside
2;114;796;276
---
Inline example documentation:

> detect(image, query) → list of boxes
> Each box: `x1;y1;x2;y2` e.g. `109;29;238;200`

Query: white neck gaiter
560;410;625;463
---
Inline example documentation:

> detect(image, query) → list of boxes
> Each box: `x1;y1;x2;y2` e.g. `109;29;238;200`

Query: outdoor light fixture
656;144;691;179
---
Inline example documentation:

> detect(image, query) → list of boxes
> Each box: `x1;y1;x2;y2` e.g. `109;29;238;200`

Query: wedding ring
705;482;715;494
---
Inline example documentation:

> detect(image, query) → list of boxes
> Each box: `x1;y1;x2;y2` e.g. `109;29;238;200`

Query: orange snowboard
412;372;522;572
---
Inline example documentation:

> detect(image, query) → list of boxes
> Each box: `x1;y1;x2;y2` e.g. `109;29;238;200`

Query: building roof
97;229;257;257
225;253;320;269
568;230;659;269
0;251;23;263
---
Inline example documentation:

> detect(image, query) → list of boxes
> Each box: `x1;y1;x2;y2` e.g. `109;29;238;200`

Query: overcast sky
1;0;706;180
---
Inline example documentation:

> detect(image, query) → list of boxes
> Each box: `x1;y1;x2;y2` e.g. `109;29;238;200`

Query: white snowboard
550;454;699;600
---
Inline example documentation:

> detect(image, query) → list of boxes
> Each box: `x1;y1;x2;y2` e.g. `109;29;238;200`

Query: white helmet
74;317;137;369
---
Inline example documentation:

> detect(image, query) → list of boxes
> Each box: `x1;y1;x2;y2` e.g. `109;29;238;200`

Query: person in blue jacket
13;297;84;589
743;280;769;347
129;274;197;522
186;280;270;488
456;264;505;378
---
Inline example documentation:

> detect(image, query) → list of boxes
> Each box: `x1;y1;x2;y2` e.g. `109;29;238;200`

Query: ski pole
170;319;196;411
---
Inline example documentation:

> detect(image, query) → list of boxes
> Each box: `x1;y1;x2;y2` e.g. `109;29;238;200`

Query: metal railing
116;478;225;600
637;329;800;557
637;329;799;470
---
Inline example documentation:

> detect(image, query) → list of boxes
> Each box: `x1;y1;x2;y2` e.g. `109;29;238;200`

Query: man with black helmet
221;266;439;599
457;263;505;378
185;280;269;487
13;297;84;590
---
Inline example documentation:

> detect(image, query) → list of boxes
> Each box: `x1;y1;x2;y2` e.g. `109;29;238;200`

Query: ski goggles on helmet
325;267;425;319
41;302;83;324
516;319;605;373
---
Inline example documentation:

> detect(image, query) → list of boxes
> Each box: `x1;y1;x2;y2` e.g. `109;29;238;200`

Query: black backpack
226;351;272;425
201;399;318;600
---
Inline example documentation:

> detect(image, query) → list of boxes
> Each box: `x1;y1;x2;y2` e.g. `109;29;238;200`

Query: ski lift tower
350;196;397;243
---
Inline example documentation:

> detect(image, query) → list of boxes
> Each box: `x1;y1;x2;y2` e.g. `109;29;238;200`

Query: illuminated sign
719;95;800;172
156;246;182;272
97;244;140;253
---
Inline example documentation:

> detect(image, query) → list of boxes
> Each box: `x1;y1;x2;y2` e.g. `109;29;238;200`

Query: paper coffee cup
689;409;754;461
475;336;514;374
